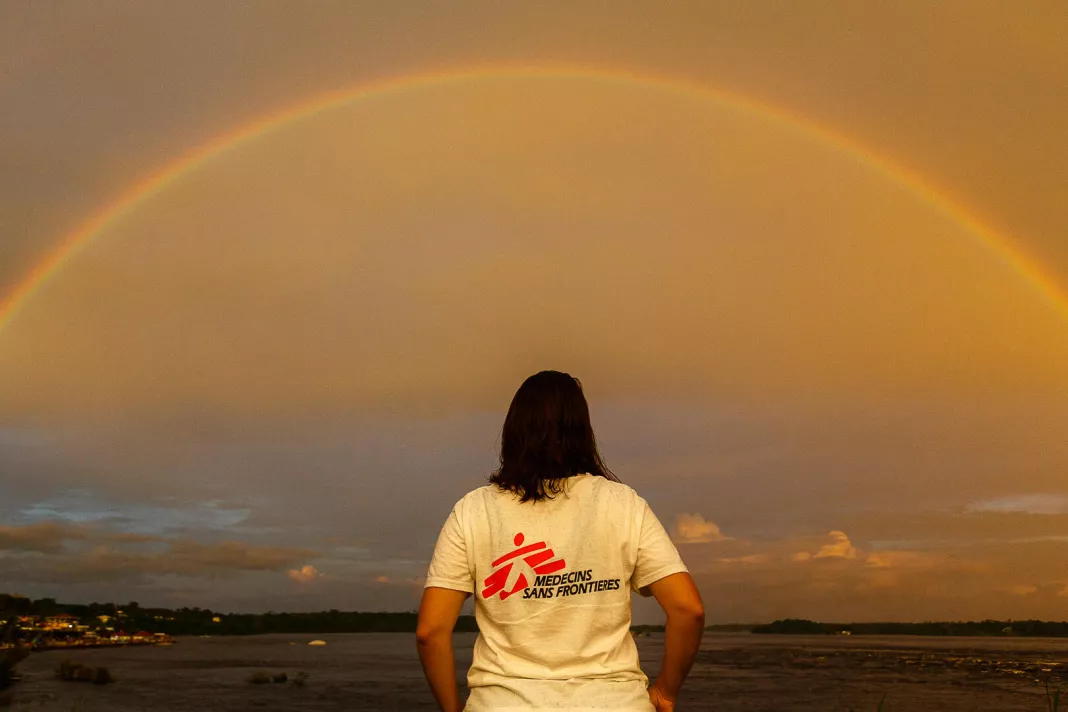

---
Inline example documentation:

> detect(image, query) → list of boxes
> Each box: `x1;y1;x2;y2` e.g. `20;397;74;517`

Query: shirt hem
631;564;689;592
424;577;475;593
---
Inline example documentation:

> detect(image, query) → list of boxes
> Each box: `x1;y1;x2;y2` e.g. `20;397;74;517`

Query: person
417;370;705;711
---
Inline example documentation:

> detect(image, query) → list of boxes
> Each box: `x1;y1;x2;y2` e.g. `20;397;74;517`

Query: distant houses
0;612;173;650
44;614;81;631
3;594;480;637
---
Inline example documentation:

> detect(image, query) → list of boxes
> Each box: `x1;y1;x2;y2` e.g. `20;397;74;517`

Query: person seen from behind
417;370;705;711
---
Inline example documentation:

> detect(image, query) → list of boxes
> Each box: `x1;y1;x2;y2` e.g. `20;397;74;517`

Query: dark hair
489;371;618;503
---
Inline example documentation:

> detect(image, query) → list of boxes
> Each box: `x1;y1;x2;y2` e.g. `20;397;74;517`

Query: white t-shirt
424;473;689;711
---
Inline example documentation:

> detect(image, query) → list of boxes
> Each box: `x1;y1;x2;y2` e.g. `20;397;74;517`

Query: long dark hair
489;371;618;503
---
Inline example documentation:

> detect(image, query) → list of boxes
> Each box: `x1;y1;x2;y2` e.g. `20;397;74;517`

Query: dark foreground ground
6;632;1067;711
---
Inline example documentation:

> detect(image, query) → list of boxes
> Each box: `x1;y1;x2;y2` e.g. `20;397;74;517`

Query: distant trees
0;596;31;616
8;594;1068;639
752;619;830;635
0;594;479;637
751;618;1068;637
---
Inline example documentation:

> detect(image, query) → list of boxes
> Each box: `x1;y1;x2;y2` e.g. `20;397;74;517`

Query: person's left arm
416;586;471;712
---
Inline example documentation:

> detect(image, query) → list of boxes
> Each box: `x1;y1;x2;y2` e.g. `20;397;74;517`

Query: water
7;632;1067;710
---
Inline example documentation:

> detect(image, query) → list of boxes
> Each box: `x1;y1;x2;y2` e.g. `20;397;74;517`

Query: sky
1;1;1067;623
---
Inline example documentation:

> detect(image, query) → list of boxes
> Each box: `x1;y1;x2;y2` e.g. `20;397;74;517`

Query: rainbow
2;63;1066;333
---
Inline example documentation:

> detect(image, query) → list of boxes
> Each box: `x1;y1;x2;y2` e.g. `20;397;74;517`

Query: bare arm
641;572;705;707
416;587;471;712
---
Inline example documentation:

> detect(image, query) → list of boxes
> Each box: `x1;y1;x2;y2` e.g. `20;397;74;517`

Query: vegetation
752;618;829;635
752;618;1068;637
1;593;477;637
8;593;1068;639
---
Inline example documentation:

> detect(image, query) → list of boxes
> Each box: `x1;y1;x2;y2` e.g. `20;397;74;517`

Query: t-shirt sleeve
424;505;475;593
631;499;689;595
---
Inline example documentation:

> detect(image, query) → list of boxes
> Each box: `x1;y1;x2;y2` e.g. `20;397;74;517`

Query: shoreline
0;639;173;652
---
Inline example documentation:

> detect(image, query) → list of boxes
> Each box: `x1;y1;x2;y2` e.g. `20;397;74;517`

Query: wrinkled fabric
426;474;688;711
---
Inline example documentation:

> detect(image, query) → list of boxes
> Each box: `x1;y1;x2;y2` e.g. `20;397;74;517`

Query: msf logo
481;533;566;601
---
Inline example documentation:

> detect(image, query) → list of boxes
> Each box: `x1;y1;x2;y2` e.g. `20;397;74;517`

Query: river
7;631;1067;710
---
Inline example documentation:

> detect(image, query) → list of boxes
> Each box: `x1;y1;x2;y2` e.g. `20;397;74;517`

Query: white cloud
966;494;1068;515
673;513;729;544
792;532;859;563
716;554;770;564
373;574;424;587
814;530;858;560
286;565;322;584
864;551;935;569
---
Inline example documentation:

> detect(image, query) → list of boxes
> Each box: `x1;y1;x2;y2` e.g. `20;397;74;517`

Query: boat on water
307;640;327;646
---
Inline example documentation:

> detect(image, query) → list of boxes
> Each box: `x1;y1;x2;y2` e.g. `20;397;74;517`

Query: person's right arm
642;572;704;710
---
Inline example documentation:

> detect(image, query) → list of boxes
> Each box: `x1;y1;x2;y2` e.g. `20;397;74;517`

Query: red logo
481;533;566;600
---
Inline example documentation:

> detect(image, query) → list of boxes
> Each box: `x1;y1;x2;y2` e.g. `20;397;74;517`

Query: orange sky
0;2;1066;621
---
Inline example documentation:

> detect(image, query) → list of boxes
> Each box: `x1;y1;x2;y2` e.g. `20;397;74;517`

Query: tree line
752;618;1068;637
0;594;477;636
7;596;1067;638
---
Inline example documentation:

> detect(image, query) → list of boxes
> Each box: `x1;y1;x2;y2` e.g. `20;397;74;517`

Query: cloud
372;575;424;587
0;0;1067;622
0;522;315;585
167;540;311;573
842;509;1068;546
966;494;1068;515
814;530;858;560
674;527;1068;622
287;565;322;584
715;554;770;565
673;513;729;544
0;522;167;554
864;551;935;569
0;522;83;553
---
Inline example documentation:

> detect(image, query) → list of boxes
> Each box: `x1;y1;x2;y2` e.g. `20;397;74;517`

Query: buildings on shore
0;613;173;650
